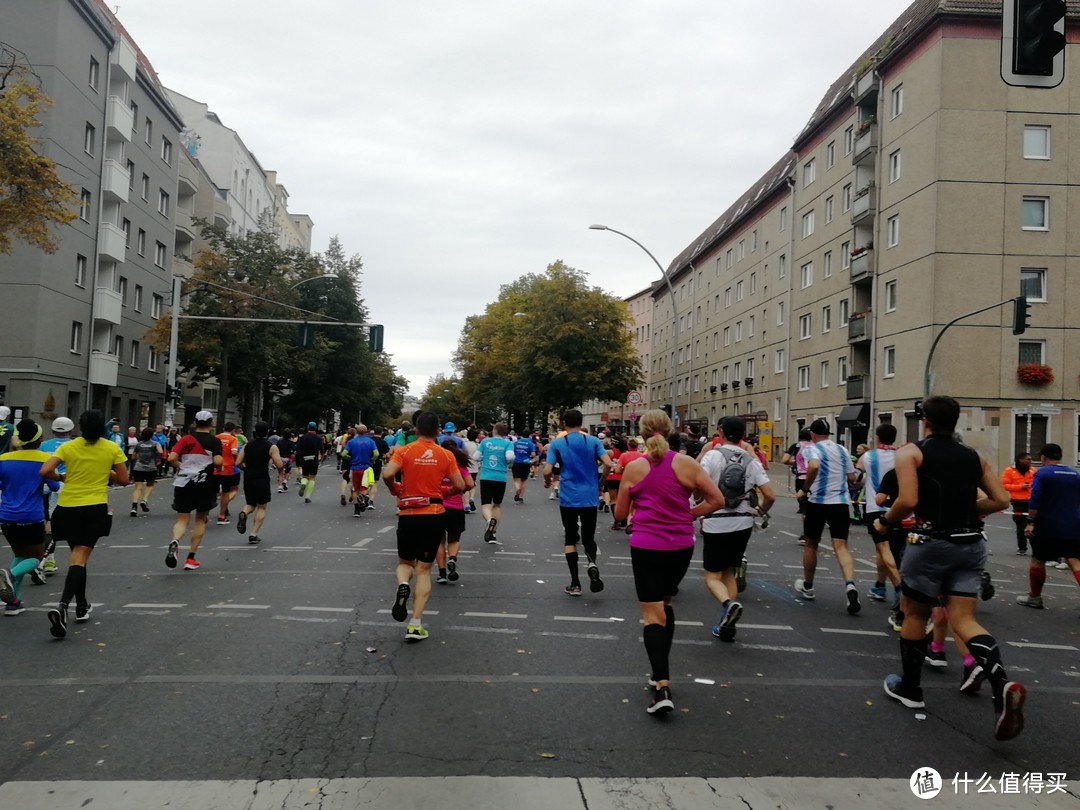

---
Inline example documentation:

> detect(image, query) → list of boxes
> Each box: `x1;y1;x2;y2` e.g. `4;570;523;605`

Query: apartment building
0;0;181;428
650;0;1080;471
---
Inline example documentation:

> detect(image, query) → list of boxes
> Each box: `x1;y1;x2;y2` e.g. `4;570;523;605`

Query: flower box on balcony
1017;363;1054;386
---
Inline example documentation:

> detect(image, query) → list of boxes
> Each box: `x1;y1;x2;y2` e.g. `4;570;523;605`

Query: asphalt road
0;467;1077;786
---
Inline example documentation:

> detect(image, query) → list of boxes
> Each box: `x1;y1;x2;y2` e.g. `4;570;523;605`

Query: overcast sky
115;0;913;397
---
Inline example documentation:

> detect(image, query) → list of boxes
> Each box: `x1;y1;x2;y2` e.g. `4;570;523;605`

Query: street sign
627;390;642;405
628;412;638;422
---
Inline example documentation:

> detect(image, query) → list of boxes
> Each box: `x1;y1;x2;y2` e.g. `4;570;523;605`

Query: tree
419;373;498;429
0;45;77;254
455;261;642;432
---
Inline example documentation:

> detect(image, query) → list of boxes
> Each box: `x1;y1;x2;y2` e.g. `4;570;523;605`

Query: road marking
779;531;799;537
108;544;149;549
378;526;393;534
609;556;632;561
354;538;374;547
1006;641;1079;651
638;619;702;626
207;604;270;610
122;603;185;609
273;615;339;624
494;551;534;556
821;627;888;637
378;609;439;615
463;612;528;619
783;564;804;569
444;625;520;634
320;549;359;553
746;562;769;567
554;616;619;624
292;606;353;613
268;546;312;551
740;623;794;631
537;631;619;641
740;643;816;654
214;546;251;550
856;557;876;567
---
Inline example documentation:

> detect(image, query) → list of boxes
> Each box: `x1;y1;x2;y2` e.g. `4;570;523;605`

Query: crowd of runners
2;395;1079;739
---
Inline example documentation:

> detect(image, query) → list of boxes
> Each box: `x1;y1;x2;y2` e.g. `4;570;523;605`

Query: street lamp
289;273;338;290
589;224;689;429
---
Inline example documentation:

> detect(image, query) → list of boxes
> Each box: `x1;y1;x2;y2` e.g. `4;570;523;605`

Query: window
823;251;832;278
725;249;733;269
885;279;898;311
780;207;788;232
84;123;95;156
75;254;87;287
890;84;904;119
1020;268;1047;301
724;287;732;307
79;189;91;221
800;261;813;289
842;183;852;212
844;125;854;154
723;326;731;347
678;315;685;334
799;313;812;339
803;158;816;187
1021;197;1049;230
117;275;127;305
1018;340;1045;364
748;315;755;336
746;358;754;378
113;335;123;357
158;189;170;216
126;159;135;190
820;361;830;388
778;254;787;278
751;229;758;252
152;294;163;318
839;298;850;326
122;218;131;248
736;280;744;301
154;241;167;268
148;351;159;372
70;321;82;353
1023;125;1050;159
801;211;815;238
797;365;810;391
838;356;848;383
144;117;153;145
774;348;785;373
137;229;146;256
826;141;835;169
889;149;902;183
734;362;741;380
883;345;896;377
841;240;851;269
130;340;140;367
722;366;730;384
735;321;743;342
141;174;149;200
88;57;99;90
749;272;757;294
161;137;173;165
825;196;834;223
134;284;143;312
822;305;832;333
129;101;138;134
776;300;785;325
887;215;901;247
738;240;745;261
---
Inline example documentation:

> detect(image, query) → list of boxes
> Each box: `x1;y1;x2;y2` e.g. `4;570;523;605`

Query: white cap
195;410;214;423
52;416;75;433
0;406;9;420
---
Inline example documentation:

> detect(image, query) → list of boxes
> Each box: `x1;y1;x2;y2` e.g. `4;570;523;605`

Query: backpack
712;445;758;510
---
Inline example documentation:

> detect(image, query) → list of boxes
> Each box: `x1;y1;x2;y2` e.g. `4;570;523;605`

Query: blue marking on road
749;578;801;603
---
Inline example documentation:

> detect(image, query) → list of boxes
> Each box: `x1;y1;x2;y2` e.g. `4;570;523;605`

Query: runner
476;422;515;544
236;421;284;545
878;395;1025;741
152;424;169;477
511;431;536;504
793;419;861;615
129;428;163;517
614;409;724;714
165;410;223;572
39;410;128;637
336;427;356;506
544;409;614;596
435;439;474;584
463;428;480;512
294;422;324;504
213;422;241;524
368;427;391;510
344;424;378;516
0;420;60;615
611;438;644;531
38;416;75;577
1002;452;1034;556
699;416;775;642
276;430;295;493
782;429;813;545
858;424;903;610
380;411;466;642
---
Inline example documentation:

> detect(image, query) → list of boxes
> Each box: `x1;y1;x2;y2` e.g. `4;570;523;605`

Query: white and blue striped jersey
803;439;855;505
861;447;896;513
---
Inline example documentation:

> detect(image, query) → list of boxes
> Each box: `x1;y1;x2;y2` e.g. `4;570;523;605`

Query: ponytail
637;409;674;464
644;433;670;463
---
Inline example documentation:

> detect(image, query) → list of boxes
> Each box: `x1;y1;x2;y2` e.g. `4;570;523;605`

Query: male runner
38;416;75;577
336;427;356;506
166;411;223;571
344;424;378;516
476;422;515;543
213;422;241;524
276;430;295;493
236;421;283;545
782;429;813;545
368;427;390;509
511;431;536;503
859;424;903;609
294;422;323;503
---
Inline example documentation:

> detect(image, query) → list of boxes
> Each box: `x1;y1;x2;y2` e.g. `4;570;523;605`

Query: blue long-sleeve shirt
0;450;59;523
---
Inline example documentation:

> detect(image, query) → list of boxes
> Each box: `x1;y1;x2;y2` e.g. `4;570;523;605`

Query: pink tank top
628;451;695;551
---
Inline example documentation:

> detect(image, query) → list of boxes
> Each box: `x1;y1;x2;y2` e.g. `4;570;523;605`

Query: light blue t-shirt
803;439;855;505
513;438;536;464
40;436;73;475
546;432;607;508
477;437;514;482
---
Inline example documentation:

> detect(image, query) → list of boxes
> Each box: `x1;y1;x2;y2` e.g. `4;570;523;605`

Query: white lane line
108;544;149;549
268;546;312;551
274;615;339;624
857;557;877;567
538;631;619;641
1063;671;1080;678
207;604;270;610
378;609;439;616
821;627;888;637
293;606;353;613
123;603;185;609
320;549;359;554
378;526;394;534
554;616;619;624
1007;641;1079;651
740;643;816;654
444;625;520;635
353;538;374;548
373;552;399;556
783;565;804;569
740;624;794;631
215;546;251;550
638;619;703;627
457;550;479;555
463;612;528;619
494;551;534;556
609;556;632;561
778;531;799;538
746;562;769;568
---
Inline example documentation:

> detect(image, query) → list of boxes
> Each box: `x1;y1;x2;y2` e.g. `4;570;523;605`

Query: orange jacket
1001;466;1033;498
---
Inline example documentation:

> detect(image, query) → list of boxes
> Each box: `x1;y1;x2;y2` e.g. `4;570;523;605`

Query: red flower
1017;363;1054;386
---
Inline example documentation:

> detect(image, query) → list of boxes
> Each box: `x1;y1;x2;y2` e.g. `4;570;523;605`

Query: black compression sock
967;634;1009;702
565;551;580;586
663;605;676;651
61;565;87;606
900;635;928;689
643;623;669;683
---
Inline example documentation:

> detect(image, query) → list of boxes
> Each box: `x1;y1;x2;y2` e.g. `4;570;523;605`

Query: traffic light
368;324;384;353
1002;0;1067;87
298;323;314;348
1012;295;1032;335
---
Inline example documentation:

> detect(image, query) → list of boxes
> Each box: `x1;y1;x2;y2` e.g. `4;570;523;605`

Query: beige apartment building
650;1;1080;471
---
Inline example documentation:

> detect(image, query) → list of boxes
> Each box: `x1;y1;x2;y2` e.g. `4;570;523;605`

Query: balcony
213;193;231;229
89;351;119;387
852;124;877;165
98;222;126;261
106;95;133;141
175;208;197;243
850;249;874;281
93;286;123;325
846;375;867;400
109;38;137;81
177;156;199;197
848;312;872;343
853;71;877;104
101;159;129;203
851;186;876;224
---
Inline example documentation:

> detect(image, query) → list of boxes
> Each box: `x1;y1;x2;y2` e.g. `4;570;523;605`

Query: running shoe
0;569;15;604
47;606;67;638
647;686;674;715
548;491;555;500
554;487;559;497
216;515;229;525
735;557;748;594
75;603;93;623
797;536;807;546
1055;559;1069;570
979;571;995;601
236;511;247;535
925;649;947;668
405;624;429;643
248;535;261;545
436;572;448;585
888;611;903;632
353;504;363;518
340;494;347;506
183;558;201;571
714;600;743;643
129;508;138;517
1015;548;1027;556
391;583;411;622
760;513;770;530
883;674;925;709
846;587;862;615
447;558;459;581
867;584;887;602
794;578;815;600
586;563;604;593
993;682;1026;741
959;663;985;695
469;502;476;512
29;564;47;586
1015;594;1044;609
140;501;150;513
282;482;288;492
165;540;179;569
304;497;311;504
564;584;582;597
514;494;522;503
5;600;26;616
41;556;57;576
367;503;375;511
277;487;286;494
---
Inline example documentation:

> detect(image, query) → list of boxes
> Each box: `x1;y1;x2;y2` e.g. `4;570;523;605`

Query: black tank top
914;435;982;532
243;438;271;481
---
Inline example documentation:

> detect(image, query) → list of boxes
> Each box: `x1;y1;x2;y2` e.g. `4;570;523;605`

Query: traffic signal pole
923;297;1020;396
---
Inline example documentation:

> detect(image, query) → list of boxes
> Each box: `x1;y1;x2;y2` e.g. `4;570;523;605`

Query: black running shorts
243;479;272;507
1;521;47;555
172;482;218;515
51;504;111;549
443;508;466;537
1031;534;1079;564
397;514;445;564
300;459;320;477
804;502;851;542
131;469;157;484
701;527;752;572
630;545;694;603
511;462;531;481
479;479;506;506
